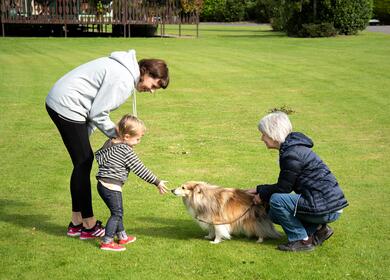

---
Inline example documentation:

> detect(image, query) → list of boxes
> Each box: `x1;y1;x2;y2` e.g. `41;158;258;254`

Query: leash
132;91;137;117
195;203;256;226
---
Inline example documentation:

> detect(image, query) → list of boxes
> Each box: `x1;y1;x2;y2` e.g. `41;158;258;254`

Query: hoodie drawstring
132;92;137;117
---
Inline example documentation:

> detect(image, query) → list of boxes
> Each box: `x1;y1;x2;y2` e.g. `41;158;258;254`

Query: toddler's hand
157;180;169;195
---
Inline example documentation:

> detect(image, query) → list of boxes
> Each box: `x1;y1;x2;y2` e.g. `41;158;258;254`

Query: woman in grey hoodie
45;50;169;239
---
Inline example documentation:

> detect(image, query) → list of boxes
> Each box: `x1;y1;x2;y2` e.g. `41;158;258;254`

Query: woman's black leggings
46;104;94;218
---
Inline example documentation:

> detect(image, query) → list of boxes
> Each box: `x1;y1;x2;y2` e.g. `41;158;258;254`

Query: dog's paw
210;239;223;244
256;237;264;243
204;234;215;240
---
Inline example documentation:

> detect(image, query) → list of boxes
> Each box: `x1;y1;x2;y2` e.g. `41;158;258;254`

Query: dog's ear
194;184;202;194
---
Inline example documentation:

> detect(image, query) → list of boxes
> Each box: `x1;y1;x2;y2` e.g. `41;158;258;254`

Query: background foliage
199;0;373;37
200;0;273;22
373;0;390;23
331;0;373;35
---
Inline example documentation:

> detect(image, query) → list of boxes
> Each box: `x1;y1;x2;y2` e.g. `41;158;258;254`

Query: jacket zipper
294;194;301;216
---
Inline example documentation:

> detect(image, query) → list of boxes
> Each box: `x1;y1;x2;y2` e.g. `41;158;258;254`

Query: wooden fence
0;0;200;37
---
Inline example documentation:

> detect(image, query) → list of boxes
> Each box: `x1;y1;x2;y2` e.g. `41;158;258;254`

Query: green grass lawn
0;25;389;280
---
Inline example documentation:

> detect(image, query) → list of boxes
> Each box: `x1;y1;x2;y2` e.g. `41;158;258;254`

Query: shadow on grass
0;200;285;248
224;32;286;39
133;216;200;240
134;216;285;247
219;34;286;39
0;199;65;237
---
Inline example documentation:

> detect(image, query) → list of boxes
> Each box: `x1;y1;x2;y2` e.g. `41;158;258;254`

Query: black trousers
46;104;94;218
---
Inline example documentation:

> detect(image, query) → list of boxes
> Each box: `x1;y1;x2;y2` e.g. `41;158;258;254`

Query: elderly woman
247;112;348;252
46;50;169;240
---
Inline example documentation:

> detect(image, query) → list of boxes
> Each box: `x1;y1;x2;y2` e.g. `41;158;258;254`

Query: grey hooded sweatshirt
46;50;140;138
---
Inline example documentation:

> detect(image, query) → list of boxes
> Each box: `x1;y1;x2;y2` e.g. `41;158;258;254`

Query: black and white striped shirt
95;140;160;187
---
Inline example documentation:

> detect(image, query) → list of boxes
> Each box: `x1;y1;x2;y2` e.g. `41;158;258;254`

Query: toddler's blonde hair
117;114;146;138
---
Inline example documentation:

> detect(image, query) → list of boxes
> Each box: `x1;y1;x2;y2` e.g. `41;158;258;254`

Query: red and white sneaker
67;222;83;237
100;242;126;252
118;235;137;245
80;220;105;240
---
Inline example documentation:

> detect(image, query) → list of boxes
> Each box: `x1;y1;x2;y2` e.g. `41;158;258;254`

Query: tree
373;0;390;24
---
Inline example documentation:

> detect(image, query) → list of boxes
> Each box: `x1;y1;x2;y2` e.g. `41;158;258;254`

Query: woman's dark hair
138;59;169;89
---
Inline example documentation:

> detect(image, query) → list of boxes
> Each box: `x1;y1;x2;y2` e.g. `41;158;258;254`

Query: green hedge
298;22;337;37
200;0;226;22
332;0;373;35
269;0;295;31
198;0;374;35
199;0;271;22
270;0;373;37
200;0;246;22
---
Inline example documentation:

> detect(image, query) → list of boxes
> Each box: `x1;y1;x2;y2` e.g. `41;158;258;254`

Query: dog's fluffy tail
257;218;282;239
254;207;282;239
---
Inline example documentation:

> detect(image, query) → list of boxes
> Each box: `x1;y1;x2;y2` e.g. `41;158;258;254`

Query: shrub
245;0;272;23
199;0;273;22
224;0;246;22
269;0;295;31
296;22;337;37
272;0;373;36
200;0;247;22
200;0;226;22
332;0;373;35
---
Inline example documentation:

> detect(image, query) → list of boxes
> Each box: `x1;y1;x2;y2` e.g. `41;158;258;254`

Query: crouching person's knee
268;194;284;224
269;193;284;209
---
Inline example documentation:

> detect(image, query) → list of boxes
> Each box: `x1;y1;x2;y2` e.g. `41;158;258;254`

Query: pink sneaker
100;242;126;252
118;235;137;245
67;222;83;237
80;220;105;240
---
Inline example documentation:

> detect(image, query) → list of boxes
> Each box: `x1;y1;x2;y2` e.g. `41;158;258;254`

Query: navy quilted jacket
257;132;348;215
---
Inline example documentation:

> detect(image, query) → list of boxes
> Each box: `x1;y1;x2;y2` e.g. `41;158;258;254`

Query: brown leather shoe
313;224;334;246
277;239;315;252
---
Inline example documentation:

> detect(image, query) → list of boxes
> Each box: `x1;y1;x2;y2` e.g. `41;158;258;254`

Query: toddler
95;114;168;251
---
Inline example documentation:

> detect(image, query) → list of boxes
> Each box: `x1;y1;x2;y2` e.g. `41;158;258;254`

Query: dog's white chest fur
186;203;209;230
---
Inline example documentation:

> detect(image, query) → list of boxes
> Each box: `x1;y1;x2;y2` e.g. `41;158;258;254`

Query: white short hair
258;112;292;144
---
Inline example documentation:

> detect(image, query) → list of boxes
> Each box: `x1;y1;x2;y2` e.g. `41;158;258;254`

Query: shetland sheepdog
172;181;281;244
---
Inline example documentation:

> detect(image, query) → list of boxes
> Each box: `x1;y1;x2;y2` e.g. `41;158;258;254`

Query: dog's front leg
210;233;223;244
204;225;215;240
210;225;230;244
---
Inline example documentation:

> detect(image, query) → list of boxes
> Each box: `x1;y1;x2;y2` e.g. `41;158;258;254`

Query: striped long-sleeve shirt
95;140;160;188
